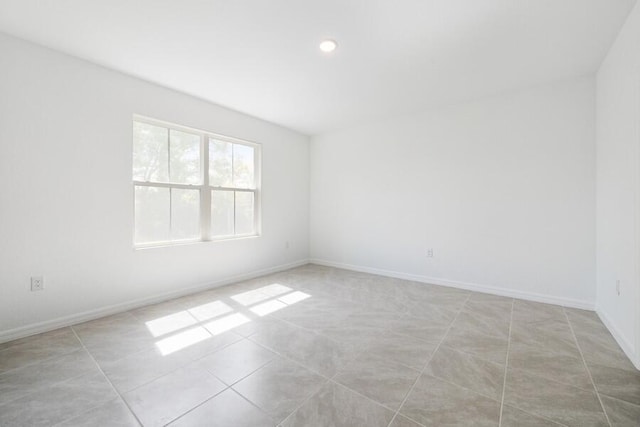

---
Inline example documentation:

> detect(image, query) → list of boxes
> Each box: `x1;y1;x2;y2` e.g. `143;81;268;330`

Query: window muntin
133;117;260;247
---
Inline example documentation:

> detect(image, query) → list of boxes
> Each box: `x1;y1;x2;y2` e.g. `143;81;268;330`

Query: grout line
276;376;333;426
69;327;144;427
139;339;279;425
417;349;504;403
0;343;79;377
498;299;515;427
329;378;397;413
563;308;612;427
0;348;103;407
119;333;244;394
326;379;414;420
160;385;245;426
385;293;473;427
206;350;277;389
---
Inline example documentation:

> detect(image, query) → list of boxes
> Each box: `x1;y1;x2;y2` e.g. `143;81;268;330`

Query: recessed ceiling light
319;39;337;53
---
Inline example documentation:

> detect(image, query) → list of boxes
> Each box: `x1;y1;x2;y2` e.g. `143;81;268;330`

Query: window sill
134;234;260;250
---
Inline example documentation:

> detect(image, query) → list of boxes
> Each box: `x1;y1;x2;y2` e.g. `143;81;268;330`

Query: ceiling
0;0;636;135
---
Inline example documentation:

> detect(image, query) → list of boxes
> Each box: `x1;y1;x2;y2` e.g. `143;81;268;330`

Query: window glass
233;144;255;189
133;122;168;182
209;139;232;187
135;186;170;244
171;189;200;240
211;190;234;237
235;191;254;235
169;130;201;184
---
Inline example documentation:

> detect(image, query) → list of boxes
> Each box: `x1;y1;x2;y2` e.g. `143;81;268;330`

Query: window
133;117;260;247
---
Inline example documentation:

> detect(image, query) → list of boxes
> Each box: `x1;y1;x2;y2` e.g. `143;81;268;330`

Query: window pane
170;130;201;184
235;192;254;235
209;139;232;187
211;190;234;237
233;144;255;188
133;122;169;182
135;186;170;244
171;189;200;240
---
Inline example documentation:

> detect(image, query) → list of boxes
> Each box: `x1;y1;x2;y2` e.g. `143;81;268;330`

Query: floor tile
403;301;460;325
196;338;276;385
510;321;580;359
56;398;140;427
386;315;449;343
318;324;385;351
272;305;347;330
171;328;244;361
80;328;157;365
507;340;593;390
461;297;512;323
280;381;394;427
389;415;425;427
466;293;513;305
0;327;82;374
231;315;281;338
440;325;508;365
0;327;76;351
451;309;510;339
129;299;191;323
342;310;406;330
333;353;420;410
0;348;98;405
400;374;500;427
499;405;563;426
123;363;226;427
600;395;640;427
0;372;117;427
169;388;275;427
101;346;194;393
588;362;640;405
73;313;146;341
250;321;355;377
504;368;608;426
574;329;635;371
359;331;437;370
511;300;566;325
564;308;605;332
425;346;504;400
233;357;325;422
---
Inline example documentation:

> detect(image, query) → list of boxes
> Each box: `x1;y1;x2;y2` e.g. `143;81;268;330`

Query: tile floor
1;264;639;426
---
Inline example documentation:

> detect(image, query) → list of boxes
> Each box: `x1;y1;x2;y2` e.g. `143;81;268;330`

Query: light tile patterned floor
1;264;639;426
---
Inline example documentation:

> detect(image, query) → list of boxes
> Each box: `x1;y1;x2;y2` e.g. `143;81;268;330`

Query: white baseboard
0;259;310;344
596;307;640;370
310;258;596;310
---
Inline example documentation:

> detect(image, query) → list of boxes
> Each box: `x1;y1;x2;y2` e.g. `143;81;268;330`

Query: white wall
311;76;596;308
596;0;640;368
0;34;310;340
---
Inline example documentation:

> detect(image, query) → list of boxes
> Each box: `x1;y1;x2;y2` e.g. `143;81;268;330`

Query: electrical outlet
616;279;621;296
427;248;434;258
31;276;44;292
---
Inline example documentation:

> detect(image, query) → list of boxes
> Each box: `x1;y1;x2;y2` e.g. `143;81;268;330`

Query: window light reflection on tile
188;300;233;321
259;284;293;297
250;299;287;316
230;284;293;306
230;289;272;306
278;291;311;305
155;326;211;355
204;313;250;335
145;311;198;338
149;286;313;356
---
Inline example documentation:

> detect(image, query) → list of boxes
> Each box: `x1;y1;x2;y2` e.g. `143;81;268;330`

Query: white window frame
133;115;262;248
